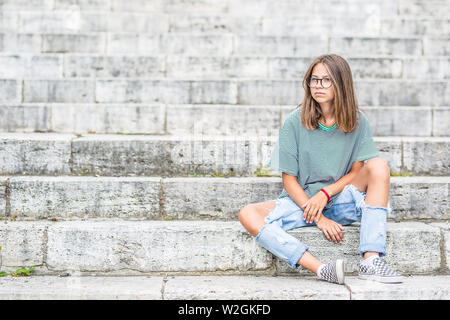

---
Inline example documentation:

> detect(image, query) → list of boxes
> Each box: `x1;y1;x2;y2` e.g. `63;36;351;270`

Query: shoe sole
358;274;404;284
336;259;345;285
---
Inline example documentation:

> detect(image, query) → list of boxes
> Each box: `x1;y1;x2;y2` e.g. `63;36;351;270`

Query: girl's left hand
301;191;328;223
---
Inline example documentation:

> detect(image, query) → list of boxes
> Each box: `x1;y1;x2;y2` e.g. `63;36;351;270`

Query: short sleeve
355;113;379;162
267;115;299;176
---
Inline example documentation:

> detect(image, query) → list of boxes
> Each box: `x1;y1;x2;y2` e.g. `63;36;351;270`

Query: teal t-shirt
268;106;379;210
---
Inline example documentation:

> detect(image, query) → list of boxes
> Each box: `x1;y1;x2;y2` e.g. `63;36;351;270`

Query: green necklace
318;121;337;132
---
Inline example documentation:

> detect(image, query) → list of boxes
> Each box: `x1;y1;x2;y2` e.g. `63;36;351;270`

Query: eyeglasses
306;77;332;89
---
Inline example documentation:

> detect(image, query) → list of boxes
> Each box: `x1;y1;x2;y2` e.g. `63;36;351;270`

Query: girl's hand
301;191;328;224
316;215;344;243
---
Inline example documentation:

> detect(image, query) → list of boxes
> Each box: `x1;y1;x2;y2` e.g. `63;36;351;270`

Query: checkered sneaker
359;257;404;283
318;259;345;285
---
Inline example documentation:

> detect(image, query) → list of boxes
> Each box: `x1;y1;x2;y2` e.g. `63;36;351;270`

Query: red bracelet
320;188;330;202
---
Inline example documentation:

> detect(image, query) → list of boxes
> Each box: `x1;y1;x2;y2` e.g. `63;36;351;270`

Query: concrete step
0;275;448;300
0;133;448;176
1;176;448;221
1;104;449;137
2;11;449;36
1;32;448;56
0;220;448;276
1;54;448;80
1;78;446;106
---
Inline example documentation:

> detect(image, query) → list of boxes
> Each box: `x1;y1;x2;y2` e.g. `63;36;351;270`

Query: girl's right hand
315;215;344;244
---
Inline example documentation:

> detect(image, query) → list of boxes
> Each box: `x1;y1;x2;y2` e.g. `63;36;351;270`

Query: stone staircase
0;0;449;299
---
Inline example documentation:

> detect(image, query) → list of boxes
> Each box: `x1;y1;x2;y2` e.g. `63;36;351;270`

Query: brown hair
298;54;359;133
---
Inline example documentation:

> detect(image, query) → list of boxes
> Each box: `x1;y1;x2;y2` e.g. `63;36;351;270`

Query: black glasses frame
306;77;332;89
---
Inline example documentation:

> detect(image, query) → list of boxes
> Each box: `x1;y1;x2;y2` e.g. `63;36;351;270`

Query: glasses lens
307;78;316;87
322;78;332;88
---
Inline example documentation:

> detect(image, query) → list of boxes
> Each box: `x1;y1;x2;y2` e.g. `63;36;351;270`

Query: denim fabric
255;184;391;269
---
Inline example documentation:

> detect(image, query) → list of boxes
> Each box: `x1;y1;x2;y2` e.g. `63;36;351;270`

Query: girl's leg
238;200;322;273
349;158;391;259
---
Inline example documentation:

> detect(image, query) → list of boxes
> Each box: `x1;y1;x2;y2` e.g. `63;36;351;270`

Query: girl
238;54;403;284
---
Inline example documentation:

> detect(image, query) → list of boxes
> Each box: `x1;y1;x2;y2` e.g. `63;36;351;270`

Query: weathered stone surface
0;55;62;78
71;135;259;176
430;222;450;271
42;34;106;53
0;104;51;132
23;80;94;103
0;177;6;218
96;80;237;104
1;176;448;221
363;107;432;136
0;276;163;300
347;276;450;300
0;34;42;53
238;80;302;105
434;107;450;137
64;55;166;78
45;221;272;273
389;177;449;221
0;275;449;300
51;103;165;134
0;133;73;175
163;275;349;300
161;177;281;220
402;137;449;176
0;221;47;268
330;37;422;56
8;176;161;220
0;79;20;103
355;81;450;107
166;104;281;136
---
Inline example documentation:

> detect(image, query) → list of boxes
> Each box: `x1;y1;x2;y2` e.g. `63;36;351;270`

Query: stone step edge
0;275;448;300
0;221;448;276
1;175;448;222
1;132;450;140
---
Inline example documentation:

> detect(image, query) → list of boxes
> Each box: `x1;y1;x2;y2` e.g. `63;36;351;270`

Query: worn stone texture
389;178;449;221
0;276;163;300
166;104;281;136
2;175;448;221
23;80;94;103
51;103;165;134
0;104;51;132
0;221;445;275
8;176;161;220
0;221;47;268
0;275;448;300
45;221;272;273
430;222;450;271
96;79;237;104
0;133;73;175
346;276;450;300
71;135;259;176
402;138;449;176
161;177;282;220
0;177;7;218
163;275;349;300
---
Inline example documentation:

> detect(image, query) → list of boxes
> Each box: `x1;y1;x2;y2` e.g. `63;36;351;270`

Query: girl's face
309;63;335;105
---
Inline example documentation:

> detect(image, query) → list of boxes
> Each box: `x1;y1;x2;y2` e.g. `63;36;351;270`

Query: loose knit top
268;106;379;209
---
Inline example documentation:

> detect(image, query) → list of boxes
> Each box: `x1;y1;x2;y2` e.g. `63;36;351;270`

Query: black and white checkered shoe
359;256;404;283
317;259;345;285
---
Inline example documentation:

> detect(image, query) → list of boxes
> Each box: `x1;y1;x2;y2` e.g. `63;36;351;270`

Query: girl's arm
306;160;365;225
283;160;364;213
282;172;310;208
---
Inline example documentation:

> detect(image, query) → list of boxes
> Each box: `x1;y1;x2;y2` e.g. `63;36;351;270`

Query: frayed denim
254;184;391;269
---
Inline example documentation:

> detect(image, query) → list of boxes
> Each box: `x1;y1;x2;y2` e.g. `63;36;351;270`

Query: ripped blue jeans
255;184;391;269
